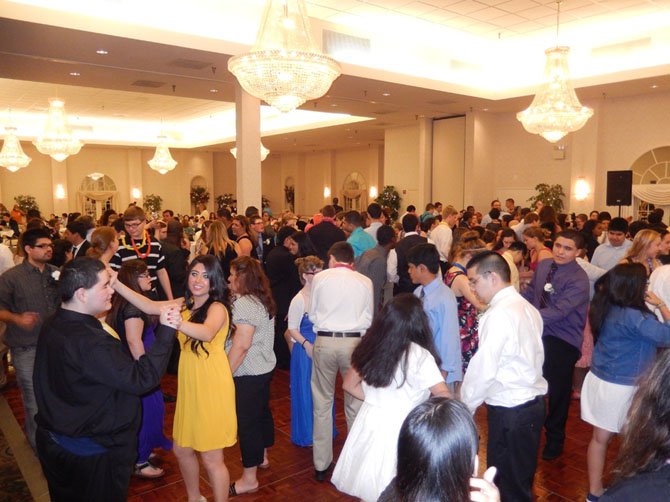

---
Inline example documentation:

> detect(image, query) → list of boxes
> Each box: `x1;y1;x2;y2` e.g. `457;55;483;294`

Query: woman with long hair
86;226;119;264
523;227;553;272
231;215;258;259
286;256;324;446
285;230;317;258
106;260;172;478
378;397;499;502
112;255;237;502
201;220;240;281
445;237;488;378
600;350;670;500
491;228;517;252
580;263;670;502
331;294;450;501
581;220;603;261
620;228;662;276
226;256;276;496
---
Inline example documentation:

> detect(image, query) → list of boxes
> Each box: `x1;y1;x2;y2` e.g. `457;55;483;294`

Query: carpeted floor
0;424;31;502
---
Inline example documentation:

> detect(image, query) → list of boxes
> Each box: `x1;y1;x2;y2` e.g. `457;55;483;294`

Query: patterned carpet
0;425;31;502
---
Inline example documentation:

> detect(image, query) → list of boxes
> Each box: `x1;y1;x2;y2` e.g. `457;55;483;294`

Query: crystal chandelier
147;135;177;174
33;98;83;161
230;143;270;161
516;2;593;143
0;126;31;172
228;0;341;113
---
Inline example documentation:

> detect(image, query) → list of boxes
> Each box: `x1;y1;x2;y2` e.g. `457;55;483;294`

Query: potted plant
375;185;401;221
190;186;210;206
143;194;163;214
14;194;39;213
215;193;236;212
527;183;565;213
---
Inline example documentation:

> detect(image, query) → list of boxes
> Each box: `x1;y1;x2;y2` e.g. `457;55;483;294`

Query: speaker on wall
606;170;633;206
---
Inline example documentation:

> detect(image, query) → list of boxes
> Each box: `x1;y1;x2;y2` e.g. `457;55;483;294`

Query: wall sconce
369;186;378;198
131;188;141;199
323;186;331;198
55;184;66;200
574;177;590;201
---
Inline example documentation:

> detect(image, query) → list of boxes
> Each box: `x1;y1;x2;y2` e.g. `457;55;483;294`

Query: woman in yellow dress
112;254;236;502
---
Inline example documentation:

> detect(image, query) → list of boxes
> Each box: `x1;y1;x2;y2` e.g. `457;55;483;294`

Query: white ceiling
0;0;669;153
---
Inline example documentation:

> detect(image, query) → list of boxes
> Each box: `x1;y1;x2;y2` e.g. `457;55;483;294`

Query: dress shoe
542;442;563;460
314;469;328;482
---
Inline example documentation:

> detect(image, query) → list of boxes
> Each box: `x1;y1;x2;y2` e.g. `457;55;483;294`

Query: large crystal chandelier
147;135;177;174
230;143;270;161
516;2;593;143
228;0;341;113
33;98;83;161
0;126;31;172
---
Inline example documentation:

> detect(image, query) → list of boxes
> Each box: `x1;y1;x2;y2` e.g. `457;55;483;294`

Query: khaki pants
310;335;362;471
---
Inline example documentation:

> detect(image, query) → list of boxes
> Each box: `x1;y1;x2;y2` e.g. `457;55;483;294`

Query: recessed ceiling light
209;89;219;93
382;92;391;97
483;108;489;111
330;103;338;107
69;72;80;76
651;85;658;89
96;49;109;55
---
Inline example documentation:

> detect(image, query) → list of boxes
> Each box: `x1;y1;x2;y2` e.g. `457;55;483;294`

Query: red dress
445;269;479;374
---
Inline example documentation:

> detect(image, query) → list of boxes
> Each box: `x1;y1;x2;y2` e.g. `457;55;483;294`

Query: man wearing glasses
110;206;173;300
0;228;60;450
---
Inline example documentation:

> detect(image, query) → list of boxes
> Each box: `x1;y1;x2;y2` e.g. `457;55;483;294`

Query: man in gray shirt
591;217;631;271
357;225;396;316
0;228;60;450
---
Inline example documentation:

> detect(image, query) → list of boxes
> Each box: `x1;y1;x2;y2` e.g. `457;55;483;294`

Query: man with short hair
110;206;173;300
364;203;385;242
596;211;612;244
512;212;539;241
430;205;458;275
481;200;506;227
343;210;376;259
216;207;236;240
357;225;395;316
463;251;547;502
65;220;91;258
505;198;518;215
591;217;632;271
309;242;373;481
307;205;346;266
407;243;461;390
574;213;588;231
251;214;274;269
387;214;427;295
162;209;174;222
34;257;180;501
0;228;60;449
331;197;343;214
523;229;589;460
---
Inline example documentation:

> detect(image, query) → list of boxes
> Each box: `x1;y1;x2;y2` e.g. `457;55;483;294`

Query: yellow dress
173;309;237;451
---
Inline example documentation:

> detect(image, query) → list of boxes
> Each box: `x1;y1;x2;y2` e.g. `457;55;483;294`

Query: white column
235;84;262;214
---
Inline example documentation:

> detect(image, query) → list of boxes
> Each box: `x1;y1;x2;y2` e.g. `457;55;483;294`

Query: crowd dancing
1;197;670;501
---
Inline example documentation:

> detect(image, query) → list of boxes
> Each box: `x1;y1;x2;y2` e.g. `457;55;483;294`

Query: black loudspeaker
606;170;633;206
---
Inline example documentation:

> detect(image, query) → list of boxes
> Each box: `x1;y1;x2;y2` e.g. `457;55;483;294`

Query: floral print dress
445;269;479;375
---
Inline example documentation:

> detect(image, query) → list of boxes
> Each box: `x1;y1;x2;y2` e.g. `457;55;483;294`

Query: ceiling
0;0;669;154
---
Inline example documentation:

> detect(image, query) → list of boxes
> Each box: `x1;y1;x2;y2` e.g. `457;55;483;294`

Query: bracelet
657;303;666;309
301;339;309;347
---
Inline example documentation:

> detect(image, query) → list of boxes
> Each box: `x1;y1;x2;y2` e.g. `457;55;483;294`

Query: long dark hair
106;259;150;331
611;350;670;482
351;294;441;388
289;231;317;257
589;263;650;338
230;256;276;317
184;255;230;356
395;397;478;502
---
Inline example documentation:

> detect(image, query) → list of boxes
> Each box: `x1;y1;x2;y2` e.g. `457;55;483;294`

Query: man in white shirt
309;242;373;481
462;251;547;502
591;217;631;271
429;205;458;275
363;203;385;242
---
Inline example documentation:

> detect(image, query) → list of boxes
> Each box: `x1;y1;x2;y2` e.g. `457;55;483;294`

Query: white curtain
77;191;118;214
632;184;670;205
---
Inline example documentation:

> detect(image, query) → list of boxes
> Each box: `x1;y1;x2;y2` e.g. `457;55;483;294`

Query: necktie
539;262;558;308
256;234;263;261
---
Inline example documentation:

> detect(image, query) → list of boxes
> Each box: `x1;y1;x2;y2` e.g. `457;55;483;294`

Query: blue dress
290;313;316;446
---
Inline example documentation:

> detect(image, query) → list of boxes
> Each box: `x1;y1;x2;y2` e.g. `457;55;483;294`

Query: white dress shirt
309;265;373;334
429;223;453;263
386;231;419;284
461;286;547;412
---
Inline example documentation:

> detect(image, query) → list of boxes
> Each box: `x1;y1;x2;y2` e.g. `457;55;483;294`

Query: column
235;83;262;214
51;159;69;216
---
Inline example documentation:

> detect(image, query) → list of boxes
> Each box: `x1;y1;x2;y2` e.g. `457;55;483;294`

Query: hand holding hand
160;305;182;330
470;467;500;502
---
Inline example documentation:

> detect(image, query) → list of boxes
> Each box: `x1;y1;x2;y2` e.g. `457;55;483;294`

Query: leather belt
317;331;361;338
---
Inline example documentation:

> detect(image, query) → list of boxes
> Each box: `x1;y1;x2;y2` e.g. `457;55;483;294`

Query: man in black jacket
307;205;345;266
33;257;180;502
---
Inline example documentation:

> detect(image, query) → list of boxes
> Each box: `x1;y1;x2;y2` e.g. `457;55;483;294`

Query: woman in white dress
331;293;450;502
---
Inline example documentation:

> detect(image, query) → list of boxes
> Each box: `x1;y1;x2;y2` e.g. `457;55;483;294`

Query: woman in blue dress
286;256;323;446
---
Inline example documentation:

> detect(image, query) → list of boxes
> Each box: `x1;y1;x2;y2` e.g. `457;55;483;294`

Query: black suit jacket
74;240;91;259
307;221;346;266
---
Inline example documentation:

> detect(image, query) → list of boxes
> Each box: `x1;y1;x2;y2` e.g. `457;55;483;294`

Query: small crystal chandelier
230;143;270;161
33;98;83;161
516;1;593;143
0;126;31;172
228;0;341;113
147;135;177;174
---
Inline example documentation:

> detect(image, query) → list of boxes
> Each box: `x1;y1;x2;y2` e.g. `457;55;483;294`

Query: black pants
542;336;580;447
36;427;135;502
234;371;275;468
487;396;545;502
274;316;290;370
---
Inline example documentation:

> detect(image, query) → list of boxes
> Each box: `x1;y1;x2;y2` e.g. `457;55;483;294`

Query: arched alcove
341;172;367;211
78;174;117;220
630;146;670;221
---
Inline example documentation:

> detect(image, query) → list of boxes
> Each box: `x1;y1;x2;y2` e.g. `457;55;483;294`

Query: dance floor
1;365;618;501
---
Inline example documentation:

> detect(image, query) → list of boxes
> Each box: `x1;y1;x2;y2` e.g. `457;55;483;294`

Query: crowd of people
0;195;670;501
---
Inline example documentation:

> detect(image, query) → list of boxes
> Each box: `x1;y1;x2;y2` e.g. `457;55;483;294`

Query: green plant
527;183;565;213
375;185;402;221
143;194;163;213
215;193;236;210
14;194;39;213
190;186;210;205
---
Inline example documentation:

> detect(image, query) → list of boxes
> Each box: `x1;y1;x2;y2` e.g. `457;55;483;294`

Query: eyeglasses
124;221;143;228
33;243;54;249
469;271;491;287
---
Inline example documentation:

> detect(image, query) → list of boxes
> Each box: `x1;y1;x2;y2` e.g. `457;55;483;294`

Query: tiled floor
1;366;618;501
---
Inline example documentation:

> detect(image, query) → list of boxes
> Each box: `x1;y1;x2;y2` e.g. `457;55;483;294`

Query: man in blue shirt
523;229;590;460
343;210;376;259
407;243;462;391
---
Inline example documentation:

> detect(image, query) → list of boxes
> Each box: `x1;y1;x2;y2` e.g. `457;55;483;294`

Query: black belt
317;331;361;338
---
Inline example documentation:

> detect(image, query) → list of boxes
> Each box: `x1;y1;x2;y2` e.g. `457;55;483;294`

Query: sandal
133;461;165;479
229;482;259;497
